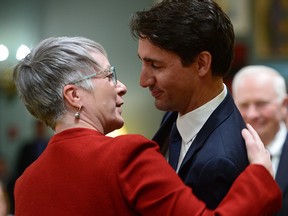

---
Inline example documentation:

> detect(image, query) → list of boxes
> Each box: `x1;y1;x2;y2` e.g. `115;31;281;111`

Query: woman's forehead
90;52;110;69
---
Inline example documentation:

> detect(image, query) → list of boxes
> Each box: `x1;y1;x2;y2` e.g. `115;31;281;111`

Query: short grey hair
13;36;107;129
232;65;287;103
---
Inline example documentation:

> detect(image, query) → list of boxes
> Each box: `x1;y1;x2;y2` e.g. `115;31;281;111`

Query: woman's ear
196;51;212;77
63;84;81;107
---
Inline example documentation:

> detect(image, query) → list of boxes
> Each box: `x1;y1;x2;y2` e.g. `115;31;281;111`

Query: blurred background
0;0;287;214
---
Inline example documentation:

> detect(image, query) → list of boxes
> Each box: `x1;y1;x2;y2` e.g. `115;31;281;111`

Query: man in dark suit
232;65;288;216
130;0;249;209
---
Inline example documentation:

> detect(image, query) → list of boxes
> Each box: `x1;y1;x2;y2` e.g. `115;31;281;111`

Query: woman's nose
116;80;127;96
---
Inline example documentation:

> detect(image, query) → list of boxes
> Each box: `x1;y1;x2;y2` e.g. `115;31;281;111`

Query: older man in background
232;65;288;216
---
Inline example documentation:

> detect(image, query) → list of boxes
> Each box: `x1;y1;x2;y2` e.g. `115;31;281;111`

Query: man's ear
281;95;288;120
63;84;81;107
196;51;212;77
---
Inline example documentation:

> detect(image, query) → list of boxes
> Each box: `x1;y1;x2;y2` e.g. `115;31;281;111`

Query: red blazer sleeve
212;164;282;216
116;135;281;216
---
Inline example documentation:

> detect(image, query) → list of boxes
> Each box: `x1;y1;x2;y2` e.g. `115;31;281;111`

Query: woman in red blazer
13;36;281;215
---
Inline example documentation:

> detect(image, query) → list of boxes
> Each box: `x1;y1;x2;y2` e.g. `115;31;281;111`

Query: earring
75;106;81;119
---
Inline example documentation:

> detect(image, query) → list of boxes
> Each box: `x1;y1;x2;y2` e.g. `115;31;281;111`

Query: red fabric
212;164;282;216
14;128;281;216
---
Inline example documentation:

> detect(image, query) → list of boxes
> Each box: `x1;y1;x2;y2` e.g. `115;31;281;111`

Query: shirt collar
266;121;287;157
176;84;227;143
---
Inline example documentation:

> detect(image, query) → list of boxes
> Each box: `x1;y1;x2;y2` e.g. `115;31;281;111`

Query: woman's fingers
242;123;274;177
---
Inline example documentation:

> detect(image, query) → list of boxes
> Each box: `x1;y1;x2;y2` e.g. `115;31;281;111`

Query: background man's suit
275;135;288;216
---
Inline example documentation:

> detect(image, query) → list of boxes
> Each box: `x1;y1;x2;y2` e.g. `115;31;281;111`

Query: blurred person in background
6;120;50;214
232;65;288;216
0;155;9;216
15;120;50;176
12;36;281;215
0;181;8;216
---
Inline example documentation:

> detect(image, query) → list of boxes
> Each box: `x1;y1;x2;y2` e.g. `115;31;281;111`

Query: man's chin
154;100;166;111
155;101;175;112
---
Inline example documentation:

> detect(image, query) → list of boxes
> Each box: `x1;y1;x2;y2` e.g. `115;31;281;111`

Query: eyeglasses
70;66;117;85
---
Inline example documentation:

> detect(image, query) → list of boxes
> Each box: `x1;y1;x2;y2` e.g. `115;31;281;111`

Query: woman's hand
242;123;274;177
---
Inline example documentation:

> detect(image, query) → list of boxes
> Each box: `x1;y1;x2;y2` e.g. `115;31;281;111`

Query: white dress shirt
266;121;287;178
175;85;227;172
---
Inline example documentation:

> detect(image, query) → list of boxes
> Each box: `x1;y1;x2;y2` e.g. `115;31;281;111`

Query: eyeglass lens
110;66;117;85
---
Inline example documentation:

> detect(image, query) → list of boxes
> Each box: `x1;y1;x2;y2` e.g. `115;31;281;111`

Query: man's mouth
150;89;162;98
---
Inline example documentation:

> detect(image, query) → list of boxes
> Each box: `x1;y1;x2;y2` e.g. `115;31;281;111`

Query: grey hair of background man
13;37;107;129
232;65;287;103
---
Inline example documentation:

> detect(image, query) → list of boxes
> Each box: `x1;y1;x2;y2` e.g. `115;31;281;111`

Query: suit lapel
179;92;235;173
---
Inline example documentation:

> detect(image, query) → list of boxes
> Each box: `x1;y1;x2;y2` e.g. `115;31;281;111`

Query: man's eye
256;101;269;108
151;64;161;69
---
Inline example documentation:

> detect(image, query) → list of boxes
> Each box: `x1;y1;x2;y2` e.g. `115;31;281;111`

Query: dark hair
130;0;235;77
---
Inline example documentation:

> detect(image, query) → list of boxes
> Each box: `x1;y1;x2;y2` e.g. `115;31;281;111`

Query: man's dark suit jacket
275;134;288;216
153;91;249;209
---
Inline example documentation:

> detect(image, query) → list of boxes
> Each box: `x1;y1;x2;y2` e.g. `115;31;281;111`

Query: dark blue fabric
274;134;288;216
168;123;181;170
